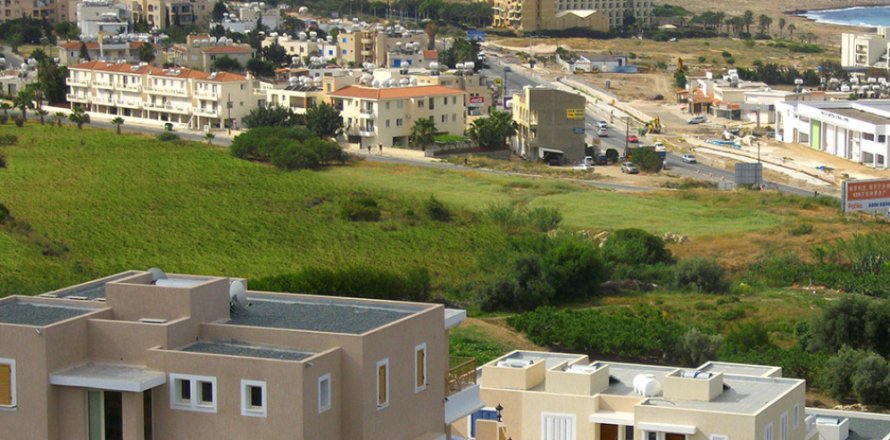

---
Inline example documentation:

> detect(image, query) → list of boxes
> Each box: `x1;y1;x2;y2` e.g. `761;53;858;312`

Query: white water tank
633;374;662;397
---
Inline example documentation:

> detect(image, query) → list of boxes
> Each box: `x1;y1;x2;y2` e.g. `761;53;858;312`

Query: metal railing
446;356;477;395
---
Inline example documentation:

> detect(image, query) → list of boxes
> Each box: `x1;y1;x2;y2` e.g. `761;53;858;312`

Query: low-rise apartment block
841;27;890;69
493;0;649;32
329;83;467;147
74;0;132;38
460;351;815;440
168;34;254;71
125;0;211;29
775;100;890;169
1;0;69;22
262;32;338;65
58;38;161;66
67;61;264;130
0;269;481;439
511;87;586;164
337;26;428;67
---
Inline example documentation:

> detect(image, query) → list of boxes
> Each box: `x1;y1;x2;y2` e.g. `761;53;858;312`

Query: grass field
0;124;879;297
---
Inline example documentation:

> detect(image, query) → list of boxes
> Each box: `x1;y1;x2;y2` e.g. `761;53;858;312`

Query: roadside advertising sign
566;109;585;119
842;178;890;213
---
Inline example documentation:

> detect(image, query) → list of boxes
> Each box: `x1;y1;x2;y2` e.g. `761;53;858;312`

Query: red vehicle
626;135;640;143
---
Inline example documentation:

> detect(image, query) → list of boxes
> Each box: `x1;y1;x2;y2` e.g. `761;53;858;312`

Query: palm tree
111;117;124;134
0;103;10;118
467;111;516;150
778;18;786;38
68;105;90;129
742;10;754;34
409;118;437;149
204;132;215;145
13;88;34;122
53;112;65;127
758;15;772;35
787;23;796;40
36;109;47;125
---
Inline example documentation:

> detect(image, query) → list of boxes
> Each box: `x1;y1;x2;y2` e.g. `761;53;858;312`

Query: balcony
361;50;372;57
93;80;113;89
361;38;372;44
445;357;482;425
195;107;218;117
115;99;141;108
358;108;374;119
93;96;114;105
145;86;188;97
67;78;90;87
359;129;375;137
143;101;190;113
66;93;87;102
116;83;141;91
194;90;219;99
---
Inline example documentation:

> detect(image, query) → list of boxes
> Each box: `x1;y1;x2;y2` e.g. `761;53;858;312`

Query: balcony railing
446;356;477;396
67;78;89;86
194;90;219;99
66;93;87;101
116;83;141;91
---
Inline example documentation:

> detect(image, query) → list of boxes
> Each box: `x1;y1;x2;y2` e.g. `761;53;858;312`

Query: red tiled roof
422;50;437;60
69;61;247;82
329;85;465;100
59;41;155;50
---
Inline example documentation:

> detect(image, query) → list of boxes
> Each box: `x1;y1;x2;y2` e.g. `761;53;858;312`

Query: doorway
666;434;686;440
599;423;618;440
87;391;123;440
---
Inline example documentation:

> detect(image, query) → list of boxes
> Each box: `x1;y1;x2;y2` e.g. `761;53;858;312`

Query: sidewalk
341;142;440;163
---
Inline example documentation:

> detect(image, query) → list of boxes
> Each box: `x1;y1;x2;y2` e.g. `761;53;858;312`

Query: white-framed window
169;374;217;413
415;343;427;392
376;359;389;409
711;435;729;440
780;412;788;440
318;374;331;413
793;404;800;428
541;412;575;440
240;380;266;418
396;118;403;127
764;422;773;440
0;358;15;409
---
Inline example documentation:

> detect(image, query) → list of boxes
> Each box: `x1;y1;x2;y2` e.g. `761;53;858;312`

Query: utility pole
503;66;511;108
624;116;630;157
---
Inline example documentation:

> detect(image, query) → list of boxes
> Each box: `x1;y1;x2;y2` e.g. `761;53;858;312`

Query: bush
251;266;431;302
743;252;810;287
230;126;343;171
601;228;672;267
605;148;619;163
807;296;890;356
341;196;382;222
0;114;8;125
851;352;890;404
13;116;23;127
675;328;723;367
674;257;729;293
424;196;451;222
631;148;663;172
156;132;179;142
0;151;5;168
483;205;563;233
721;51;732;58
820;346;868;401
0;134;16;145
790;223;814;236
230;126;316;161
271;141;321;170
0;202;9;223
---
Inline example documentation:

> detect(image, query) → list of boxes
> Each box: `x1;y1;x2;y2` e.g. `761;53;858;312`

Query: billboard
842;178;890;213
566;109;585;119
469;96;485;104
734;163;762;186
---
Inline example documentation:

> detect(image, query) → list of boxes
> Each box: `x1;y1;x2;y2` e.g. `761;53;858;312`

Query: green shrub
156;132;179;142
0;114;8;125
271;141;320;170
610;262;674;285
601;228;672;267
820;346;868;401
483;204;563;233
851;352;890;404
721;51;732;58
230;126;316;161
424;196;451;222
674;257;729;293
675;328;723;367
0;151;5;168
341;196;382;222
0;202;9;223
743;252;809;287
13;116;23;127
251;266;431;302
790;223;813;236
697;55;706;63
0;134;17;145
631;148;663;172
526;207;563;232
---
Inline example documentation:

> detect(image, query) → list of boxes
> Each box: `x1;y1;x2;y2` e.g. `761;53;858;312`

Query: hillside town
2;0;890;439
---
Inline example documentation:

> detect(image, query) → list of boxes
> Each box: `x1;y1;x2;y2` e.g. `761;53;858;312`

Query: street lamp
495;404;504;422
502;66;511;108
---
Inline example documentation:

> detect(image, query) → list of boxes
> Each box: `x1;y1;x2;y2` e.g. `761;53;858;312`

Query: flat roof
0;299;96;326
698;361;780;377
807;409;890;440
43;271;141;300
226;292;426;334
644;374;801;414
181;341;316;361
831;107;890;125
499;351;586;369
50;363;166;392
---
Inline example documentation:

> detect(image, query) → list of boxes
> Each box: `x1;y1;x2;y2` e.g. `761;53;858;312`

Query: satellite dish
148;267;167;283
229;279;250;312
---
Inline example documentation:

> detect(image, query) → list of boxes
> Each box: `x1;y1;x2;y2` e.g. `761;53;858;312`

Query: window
880;135;887;143
169;374;216;413
764;422;773;440
318;374;331;413
386;119;390;128
865;133;875;141
376;359;389;409
415;343;427;392
711;436;729;440
240;380;266;418
780;413;788;440
452;114;457;122
385;102;390;110
396;118;403;127
541;413;575;440
0;358;14;408
441;114;447;123
793;404;800;428
418;99;424;108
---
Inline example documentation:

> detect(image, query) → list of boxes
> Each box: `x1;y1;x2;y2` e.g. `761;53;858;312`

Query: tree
245;57;274;77
409;118;437;148
778;18;786;38
742;10;754;34
0;103;10;118
37;58;67;104
68;104;90;129
439;38;479;69
78;41;90;61
243;105;301;128
138;43;156;63
53;111;65;126
676;328;723;367
205;132;215;145
674;257;729;293
262;42;287;65
211;0;228;21
213;55;243;72
111;116;124;134
13;87;34;122
673;70;687;88
54;21;80;40
851;352;890;404
758;14;772;35
807;296;890;356
821;346;868;401
36;109;47;124
466;111;515;150
600;228;672;267
7;33;22;53
787;24;796;40
423;20;437;50
305;102;343;138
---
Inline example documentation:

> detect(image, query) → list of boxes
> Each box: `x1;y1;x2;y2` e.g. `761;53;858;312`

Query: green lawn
0;124;797;296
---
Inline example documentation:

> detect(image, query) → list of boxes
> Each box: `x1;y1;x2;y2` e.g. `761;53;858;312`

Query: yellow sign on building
566;109;585;119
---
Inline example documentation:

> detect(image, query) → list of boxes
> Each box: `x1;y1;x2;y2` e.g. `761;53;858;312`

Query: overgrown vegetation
230;126;346;170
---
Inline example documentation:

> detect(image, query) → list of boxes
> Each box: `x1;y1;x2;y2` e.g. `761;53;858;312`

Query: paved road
0;45;25;69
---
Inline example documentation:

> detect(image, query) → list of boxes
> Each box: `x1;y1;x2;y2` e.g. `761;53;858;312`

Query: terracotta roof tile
69;61;247;82
422;50;437;60
59;41;155;50
329;85;465;100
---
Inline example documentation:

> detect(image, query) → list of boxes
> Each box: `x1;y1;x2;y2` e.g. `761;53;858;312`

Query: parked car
688;115;707;124
626;135;640;143
653;142;664;148
621;162;639;174
597;127;609;137
681;154;697;164
595;155;609;165
573;163;593;171
597;120;609;129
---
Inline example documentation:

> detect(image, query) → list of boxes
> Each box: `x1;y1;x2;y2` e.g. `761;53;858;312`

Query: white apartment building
555;0;652;29
841;27;890;69
58;38;161;66
329;84;467;147
776;100;890;169
74;0;132;38
262;33;337;65
458;351;812;440
67;61;265;130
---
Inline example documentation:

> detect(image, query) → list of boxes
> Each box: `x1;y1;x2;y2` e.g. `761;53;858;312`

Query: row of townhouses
2;271;885;440
492;0;653;32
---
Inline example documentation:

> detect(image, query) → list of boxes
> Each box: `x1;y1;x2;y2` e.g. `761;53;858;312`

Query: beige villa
0;269;481;439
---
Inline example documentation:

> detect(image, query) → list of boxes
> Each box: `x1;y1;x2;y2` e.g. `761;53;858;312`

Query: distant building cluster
492;0;652;32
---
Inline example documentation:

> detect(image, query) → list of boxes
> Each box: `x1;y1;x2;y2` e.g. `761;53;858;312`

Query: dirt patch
464;317;546;352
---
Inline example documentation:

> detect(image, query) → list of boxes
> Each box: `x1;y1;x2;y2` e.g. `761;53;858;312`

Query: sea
800;5;890;27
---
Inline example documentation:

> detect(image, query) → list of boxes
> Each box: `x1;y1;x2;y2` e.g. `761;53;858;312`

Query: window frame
793;404;800;428
240;379;267;418
415;343;427;393
376;358;390;410
169;373;217;413
780;412;788;440
318;374;332;413
0;358;15;410
764;422;774;440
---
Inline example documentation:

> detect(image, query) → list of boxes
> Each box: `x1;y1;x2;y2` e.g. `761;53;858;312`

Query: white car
572;163;593;171
682;154;697;164
597;120;609;129
688;115;707;124
597;127;608;137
